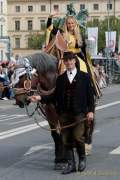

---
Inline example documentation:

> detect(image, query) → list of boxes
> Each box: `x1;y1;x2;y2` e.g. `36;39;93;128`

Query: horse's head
13;67;39;108
13;52;58;108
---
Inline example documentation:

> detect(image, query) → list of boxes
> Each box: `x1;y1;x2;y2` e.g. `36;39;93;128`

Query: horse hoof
85;144;92;156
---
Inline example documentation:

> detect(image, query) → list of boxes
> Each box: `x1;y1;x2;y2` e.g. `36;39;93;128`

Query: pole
107;0;110;54
114;0;116;17
107;0;112;83
50;0;51;13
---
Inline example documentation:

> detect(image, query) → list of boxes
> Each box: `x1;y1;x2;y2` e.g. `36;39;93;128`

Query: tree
28;33;45;49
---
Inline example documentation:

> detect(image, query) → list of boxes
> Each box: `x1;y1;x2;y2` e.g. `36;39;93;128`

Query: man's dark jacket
41;69;95;116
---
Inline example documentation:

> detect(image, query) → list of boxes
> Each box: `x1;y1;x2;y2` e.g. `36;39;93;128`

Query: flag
87;27;98;55
105;31;116;52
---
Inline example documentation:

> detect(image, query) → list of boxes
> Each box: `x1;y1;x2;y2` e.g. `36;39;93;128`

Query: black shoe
78;157;86;172
62;163;76;174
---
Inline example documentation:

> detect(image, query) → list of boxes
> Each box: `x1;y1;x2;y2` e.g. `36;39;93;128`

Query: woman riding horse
45;11;101;155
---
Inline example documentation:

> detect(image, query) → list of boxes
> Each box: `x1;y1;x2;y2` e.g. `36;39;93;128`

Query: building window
15;38;20;48
80;4;85;10
28;6;33;12
16;6;20;12
93;4;99;10
15;21;20;31
0;24;3;36
107;3;112;10
40;20;45;30
53;5;59;12
41;5;46;12
28;20;33;31
67;4;70;11
0;1;3;14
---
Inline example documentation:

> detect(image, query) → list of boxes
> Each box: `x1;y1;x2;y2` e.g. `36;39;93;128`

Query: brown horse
13;52;67;166
13;51;95;159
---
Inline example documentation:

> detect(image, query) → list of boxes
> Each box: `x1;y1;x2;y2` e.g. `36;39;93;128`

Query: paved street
0;84;120;180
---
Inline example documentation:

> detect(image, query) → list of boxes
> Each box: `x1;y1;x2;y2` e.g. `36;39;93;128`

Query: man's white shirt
67;68;77;83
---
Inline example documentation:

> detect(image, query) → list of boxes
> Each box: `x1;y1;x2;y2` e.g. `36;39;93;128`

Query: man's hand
28;95;41;103
86;112;94;124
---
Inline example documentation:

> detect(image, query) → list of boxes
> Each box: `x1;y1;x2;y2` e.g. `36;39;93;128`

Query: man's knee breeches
60;113;86;146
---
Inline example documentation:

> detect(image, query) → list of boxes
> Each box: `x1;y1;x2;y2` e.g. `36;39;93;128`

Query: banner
87;27;98;55
105;31;116;52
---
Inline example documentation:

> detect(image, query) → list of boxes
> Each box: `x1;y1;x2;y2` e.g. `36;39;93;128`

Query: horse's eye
19;75;24;79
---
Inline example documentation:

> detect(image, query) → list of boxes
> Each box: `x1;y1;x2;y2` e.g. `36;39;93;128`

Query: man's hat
63;51;76;60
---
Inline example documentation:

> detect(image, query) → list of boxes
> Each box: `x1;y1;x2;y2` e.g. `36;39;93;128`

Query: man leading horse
28;51;95;174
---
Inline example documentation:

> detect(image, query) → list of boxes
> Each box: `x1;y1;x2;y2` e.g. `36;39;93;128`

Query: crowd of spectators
0;59;15;100
93;50;120;88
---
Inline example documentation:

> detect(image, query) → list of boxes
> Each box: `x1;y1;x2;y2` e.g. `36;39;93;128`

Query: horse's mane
18;52;58;74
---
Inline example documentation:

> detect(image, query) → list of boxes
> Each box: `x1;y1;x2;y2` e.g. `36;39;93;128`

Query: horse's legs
45;104;66;167
51;131;66;163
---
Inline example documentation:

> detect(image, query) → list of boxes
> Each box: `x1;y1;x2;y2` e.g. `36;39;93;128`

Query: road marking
96;101;120;110
24;143;53;156
0;115;6;117
8;119;30;125
96;101;120;155
24;130;100;156
110;146;120;155
0;100;120;140
0;114;27;122
0;116;24;122
0;114;26;119
0;121;48;140
0;115;16;119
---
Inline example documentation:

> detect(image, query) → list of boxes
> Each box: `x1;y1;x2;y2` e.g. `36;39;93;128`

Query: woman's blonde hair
63;16;82;47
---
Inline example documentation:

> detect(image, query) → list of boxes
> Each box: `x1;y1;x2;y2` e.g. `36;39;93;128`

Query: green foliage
28;33;45;49
87;16;120;51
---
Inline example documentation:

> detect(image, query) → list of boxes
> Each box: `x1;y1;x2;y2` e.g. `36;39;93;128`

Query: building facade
0;0;9;61
7;0;120;56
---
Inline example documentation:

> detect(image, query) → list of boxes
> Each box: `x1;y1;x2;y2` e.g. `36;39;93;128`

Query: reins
25;100;87;133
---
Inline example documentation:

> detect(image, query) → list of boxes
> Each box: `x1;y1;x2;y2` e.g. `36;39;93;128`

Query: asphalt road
0;84;120;180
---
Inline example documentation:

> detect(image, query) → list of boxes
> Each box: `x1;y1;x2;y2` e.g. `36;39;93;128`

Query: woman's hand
28;95;41;103
49;12;59;18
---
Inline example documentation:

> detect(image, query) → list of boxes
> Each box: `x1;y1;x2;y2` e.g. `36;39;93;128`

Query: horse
13;51;95;158
13;52;66;167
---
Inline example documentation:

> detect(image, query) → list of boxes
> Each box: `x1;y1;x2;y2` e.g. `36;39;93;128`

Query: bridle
13;58;38;97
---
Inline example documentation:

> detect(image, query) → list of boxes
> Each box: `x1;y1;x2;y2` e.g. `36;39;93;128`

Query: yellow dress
45;23;88;73
66;33;87;73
